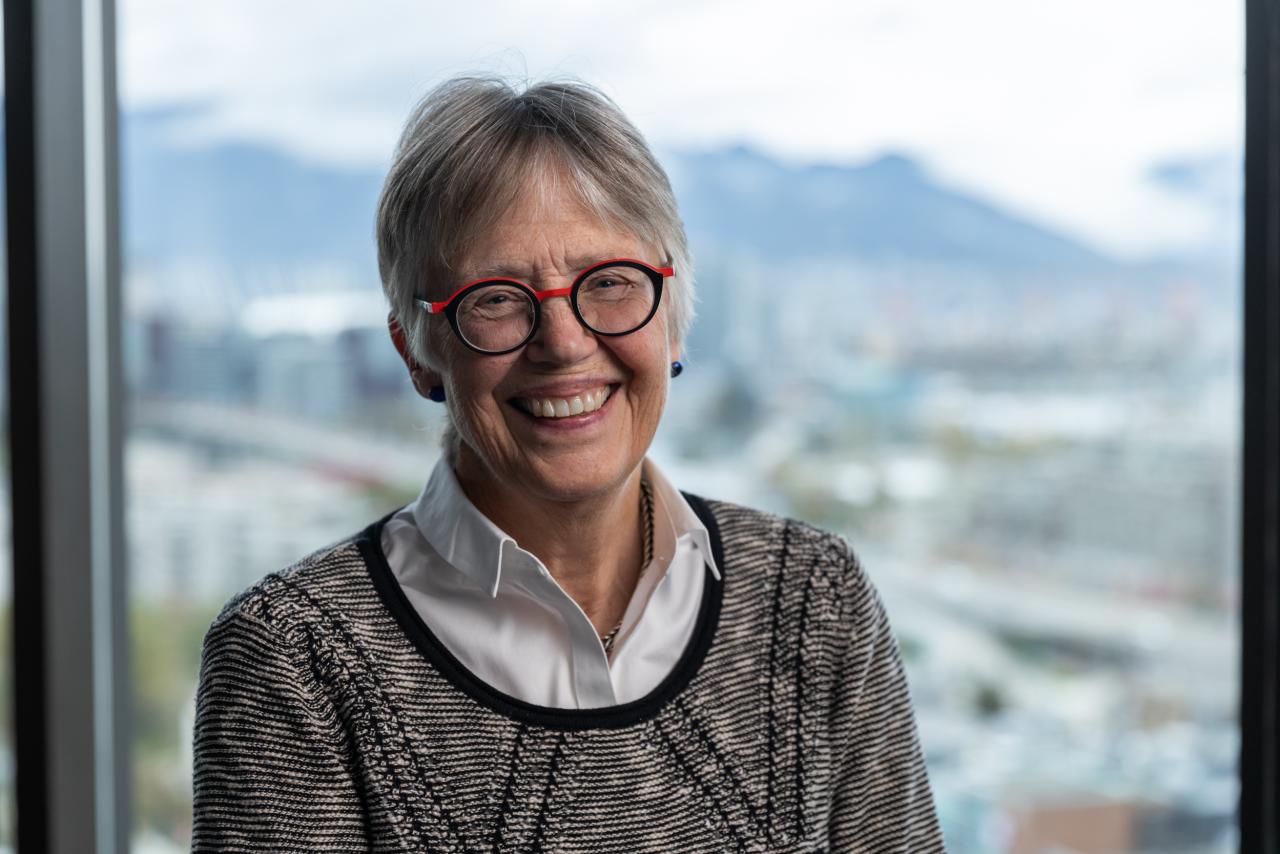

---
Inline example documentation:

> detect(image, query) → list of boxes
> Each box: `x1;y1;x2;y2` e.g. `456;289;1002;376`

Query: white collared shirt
380;456;720;709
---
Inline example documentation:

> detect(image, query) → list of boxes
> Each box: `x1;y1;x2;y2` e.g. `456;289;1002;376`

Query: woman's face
419;180;679;505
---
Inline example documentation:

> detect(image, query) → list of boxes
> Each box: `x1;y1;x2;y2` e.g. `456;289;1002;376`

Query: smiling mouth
512;385;615;419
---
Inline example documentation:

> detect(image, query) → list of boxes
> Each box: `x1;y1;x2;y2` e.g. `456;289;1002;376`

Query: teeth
519;386;612;419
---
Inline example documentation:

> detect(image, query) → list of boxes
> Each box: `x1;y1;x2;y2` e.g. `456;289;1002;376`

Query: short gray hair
376;75;695;368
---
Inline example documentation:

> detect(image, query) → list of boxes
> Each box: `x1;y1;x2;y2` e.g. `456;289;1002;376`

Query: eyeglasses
415;258;672;355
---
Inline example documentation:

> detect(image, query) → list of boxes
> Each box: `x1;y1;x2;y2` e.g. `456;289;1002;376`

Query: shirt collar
641;458;722;581
411;457;515;598
410;455;721;598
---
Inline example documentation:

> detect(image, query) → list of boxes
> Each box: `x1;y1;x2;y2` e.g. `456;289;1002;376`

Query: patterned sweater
191;495;945;853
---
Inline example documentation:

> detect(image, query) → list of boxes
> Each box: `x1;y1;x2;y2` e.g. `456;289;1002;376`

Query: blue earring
428;386;446;403
670;361;683;378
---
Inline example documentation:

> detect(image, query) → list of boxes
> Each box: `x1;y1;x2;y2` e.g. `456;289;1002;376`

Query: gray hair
376;75;695;370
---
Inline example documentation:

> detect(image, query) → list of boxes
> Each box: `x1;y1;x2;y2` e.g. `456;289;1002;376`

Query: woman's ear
388;314;442;400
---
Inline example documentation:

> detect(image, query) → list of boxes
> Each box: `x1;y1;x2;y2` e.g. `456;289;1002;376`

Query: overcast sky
118;0;1243;260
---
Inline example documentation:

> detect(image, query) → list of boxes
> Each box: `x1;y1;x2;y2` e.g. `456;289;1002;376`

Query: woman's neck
453;455;646;636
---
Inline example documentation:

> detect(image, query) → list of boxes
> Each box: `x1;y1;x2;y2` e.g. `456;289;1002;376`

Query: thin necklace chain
600;478;654;658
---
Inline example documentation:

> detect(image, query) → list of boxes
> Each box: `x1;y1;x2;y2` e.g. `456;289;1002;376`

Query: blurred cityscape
0;103;1241;851
105;121;1243;854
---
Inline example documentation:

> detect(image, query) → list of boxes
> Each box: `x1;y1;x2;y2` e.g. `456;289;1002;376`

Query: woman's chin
518;455;636;504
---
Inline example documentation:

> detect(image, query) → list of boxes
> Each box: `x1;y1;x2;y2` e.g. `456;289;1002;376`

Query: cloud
119;0;1244;258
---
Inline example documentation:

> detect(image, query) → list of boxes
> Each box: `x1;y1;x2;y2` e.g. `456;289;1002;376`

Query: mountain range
122;107;1131;284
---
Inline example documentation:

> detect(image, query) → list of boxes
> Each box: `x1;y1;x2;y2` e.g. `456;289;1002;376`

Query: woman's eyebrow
466;254;624;281
467;262;529;280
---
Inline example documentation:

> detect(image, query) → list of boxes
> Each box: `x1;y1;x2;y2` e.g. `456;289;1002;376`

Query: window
9;1;1277;851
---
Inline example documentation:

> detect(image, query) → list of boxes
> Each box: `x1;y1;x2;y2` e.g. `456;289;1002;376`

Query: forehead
454;171;651;282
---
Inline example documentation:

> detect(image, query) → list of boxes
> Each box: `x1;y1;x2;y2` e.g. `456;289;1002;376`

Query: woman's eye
587;276;631;291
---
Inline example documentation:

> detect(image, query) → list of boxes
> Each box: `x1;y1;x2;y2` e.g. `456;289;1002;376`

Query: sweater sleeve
827;544;946;853
191;607;371;853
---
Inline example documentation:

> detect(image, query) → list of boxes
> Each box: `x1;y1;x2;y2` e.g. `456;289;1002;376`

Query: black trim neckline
358;491;725;730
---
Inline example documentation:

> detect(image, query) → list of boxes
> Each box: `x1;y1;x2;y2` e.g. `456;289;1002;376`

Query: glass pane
120;3;1244;851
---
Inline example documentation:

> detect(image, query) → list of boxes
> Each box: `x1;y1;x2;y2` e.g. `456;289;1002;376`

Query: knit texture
191;496;945;853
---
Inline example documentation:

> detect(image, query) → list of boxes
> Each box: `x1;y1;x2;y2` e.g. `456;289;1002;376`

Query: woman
192;76;944;852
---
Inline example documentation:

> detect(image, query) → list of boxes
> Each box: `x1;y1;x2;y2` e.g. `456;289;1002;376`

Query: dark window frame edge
4;0;129;851
1241;0;1280;851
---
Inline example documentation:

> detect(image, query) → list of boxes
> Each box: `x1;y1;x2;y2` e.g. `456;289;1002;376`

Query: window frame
1240;0;1280;850
4;0;129;852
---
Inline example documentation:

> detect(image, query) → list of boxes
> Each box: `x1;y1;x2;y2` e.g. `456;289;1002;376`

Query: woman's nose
526;296;595;363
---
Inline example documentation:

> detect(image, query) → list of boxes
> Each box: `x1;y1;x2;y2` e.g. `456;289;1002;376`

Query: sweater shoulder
692;494;871;593
693;493;861;559
693;494;892;656
208;526;376;637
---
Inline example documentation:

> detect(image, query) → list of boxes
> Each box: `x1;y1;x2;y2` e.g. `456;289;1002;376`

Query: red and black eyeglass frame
414;257;675;355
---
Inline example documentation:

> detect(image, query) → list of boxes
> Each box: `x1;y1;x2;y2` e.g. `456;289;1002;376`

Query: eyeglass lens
455;264;657;353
